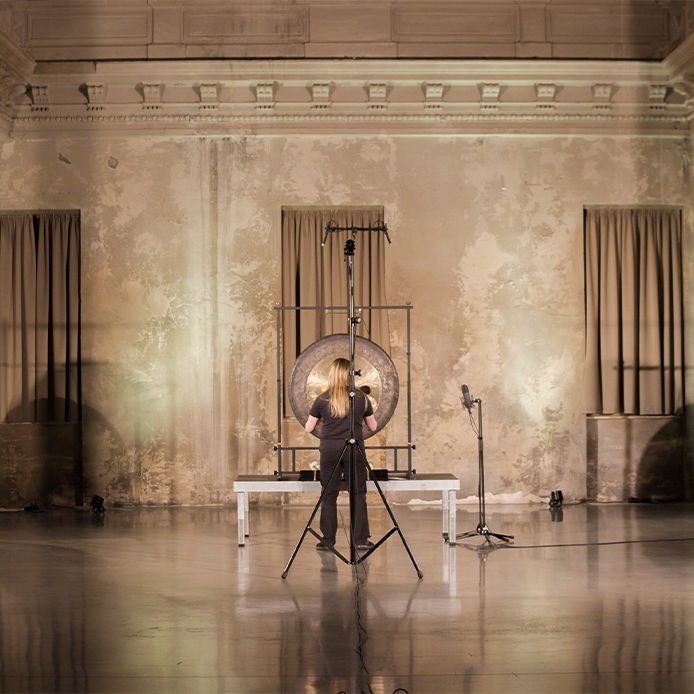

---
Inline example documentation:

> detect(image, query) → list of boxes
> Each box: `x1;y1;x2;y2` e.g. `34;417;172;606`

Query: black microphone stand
282;221;422;578
457;386;514;546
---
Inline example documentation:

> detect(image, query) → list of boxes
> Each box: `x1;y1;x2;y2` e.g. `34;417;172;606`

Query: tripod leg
356;446;423;579
282;442;349;578
282;522;321;579
486;529;514;542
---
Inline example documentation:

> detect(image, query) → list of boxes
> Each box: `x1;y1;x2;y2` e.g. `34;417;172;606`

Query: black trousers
319;439;370;546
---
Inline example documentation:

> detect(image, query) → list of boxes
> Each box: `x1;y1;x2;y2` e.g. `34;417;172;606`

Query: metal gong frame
273;303;414;480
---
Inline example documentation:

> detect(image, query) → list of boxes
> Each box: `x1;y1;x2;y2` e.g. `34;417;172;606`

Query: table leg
237;491;246;546
442;489;450;539
448;490;457;545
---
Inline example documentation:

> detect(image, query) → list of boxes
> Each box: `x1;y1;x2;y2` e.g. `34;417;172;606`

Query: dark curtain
281;207;389;412
0;212;81;423
584;207;684;415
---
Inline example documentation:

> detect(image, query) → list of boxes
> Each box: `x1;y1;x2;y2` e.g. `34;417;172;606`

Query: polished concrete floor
1;500;694;694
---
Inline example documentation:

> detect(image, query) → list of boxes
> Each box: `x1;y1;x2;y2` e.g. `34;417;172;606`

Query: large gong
289;334;399;439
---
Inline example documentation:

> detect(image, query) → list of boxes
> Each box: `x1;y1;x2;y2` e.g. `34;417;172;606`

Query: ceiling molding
15;0;694;61
7;54;692;138
4;6;694;139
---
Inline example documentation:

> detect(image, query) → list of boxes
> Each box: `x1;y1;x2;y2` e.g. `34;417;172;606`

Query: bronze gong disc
289;334;399;439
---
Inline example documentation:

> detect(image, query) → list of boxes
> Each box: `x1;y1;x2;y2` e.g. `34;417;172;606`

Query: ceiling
3;1;694;62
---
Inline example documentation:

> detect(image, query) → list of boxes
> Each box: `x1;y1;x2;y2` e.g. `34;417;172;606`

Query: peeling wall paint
0;134;691;504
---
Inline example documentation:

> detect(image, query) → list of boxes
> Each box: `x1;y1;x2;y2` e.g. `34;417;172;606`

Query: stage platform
233;472;460;545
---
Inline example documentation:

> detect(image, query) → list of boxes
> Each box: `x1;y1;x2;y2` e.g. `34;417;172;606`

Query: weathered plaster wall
1;133;690;504
383;135;691;501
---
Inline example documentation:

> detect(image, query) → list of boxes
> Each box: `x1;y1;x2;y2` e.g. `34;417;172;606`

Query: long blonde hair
327;358;350;418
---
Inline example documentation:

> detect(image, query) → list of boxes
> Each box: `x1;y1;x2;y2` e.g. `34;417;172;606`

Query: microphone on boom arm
461;384;474;411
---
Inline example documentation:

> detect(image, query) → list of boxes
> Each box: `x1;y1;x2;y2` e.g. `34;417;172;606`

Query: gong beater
288;334;399;438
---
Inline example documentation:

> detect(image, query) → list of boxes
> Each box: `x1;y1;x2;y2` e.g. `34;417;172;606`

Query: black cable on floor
1;498;98;515
336;506;374;694
501;536;694;549
0;498;44;513
354;564;373;694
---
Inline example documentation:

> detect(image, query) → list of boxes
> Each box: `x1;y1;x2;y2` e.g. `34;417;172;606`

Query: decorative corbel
143;83;163;110
30;84;50;112
535;83;556;111
592;83;613;111
424;82;443;111
86;83;107;111
199;83;220;111
480;83;501;112
255;82;276;110
368;82;387;110
648;84;668;111
311;82;331;109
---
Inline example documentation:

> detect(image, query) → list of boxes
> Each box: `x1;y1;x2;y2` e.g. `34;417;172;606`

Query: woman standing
305;358;377;551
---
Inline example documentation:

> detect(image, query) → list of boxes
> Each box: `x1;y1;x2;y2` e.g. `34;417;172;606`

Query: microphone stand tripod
457;386;514;546
282;221;422;579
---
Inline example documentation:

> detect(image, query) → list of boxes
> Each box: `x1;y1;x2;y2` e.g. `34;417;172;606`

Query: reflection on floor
1;501;694;693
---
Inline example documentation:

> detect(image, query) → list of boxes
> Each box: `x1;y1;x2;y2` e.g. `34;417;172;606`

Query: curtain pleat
0;214;36;422
0;212;80;423
584;208;683;415
281;207;388;413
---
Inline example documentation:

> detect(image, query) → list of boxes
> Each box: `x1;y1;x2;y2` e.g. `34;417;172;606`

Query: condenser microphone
462;384;473;411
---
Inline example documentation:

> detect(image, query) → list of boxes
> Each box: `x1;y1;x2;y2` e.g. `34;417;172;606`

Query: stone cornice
11;111;691;141
37;57;674;83
4;0;694;138
9;56;694;137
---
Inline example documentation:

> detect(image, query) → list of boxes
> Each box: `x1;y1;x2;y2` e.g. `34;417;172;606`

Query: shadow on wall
0;398;126;508
586;415;690;502
635;417;689;501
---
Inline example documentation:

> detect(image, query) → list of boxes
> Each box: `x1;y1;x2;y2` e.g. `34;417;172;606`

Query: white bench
233;473;460;546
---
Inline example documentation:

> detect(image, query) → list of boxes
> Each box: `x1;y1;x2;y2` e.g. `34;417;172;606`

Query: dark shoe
316;541;334;552
356;540;375;550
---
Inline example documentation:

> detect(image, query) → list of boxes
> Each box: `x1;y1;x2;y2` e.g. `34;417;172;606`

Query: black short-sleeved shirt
309;389;374;442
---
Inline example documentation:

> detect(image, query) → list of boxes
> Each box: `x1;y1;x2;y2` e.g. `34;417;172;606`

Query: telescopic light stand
456;390;514;547
283;221;422;579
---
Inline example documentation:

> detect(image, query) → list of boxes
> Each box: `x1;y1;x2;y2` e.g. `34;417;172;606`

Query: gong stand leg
275;305;284;479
